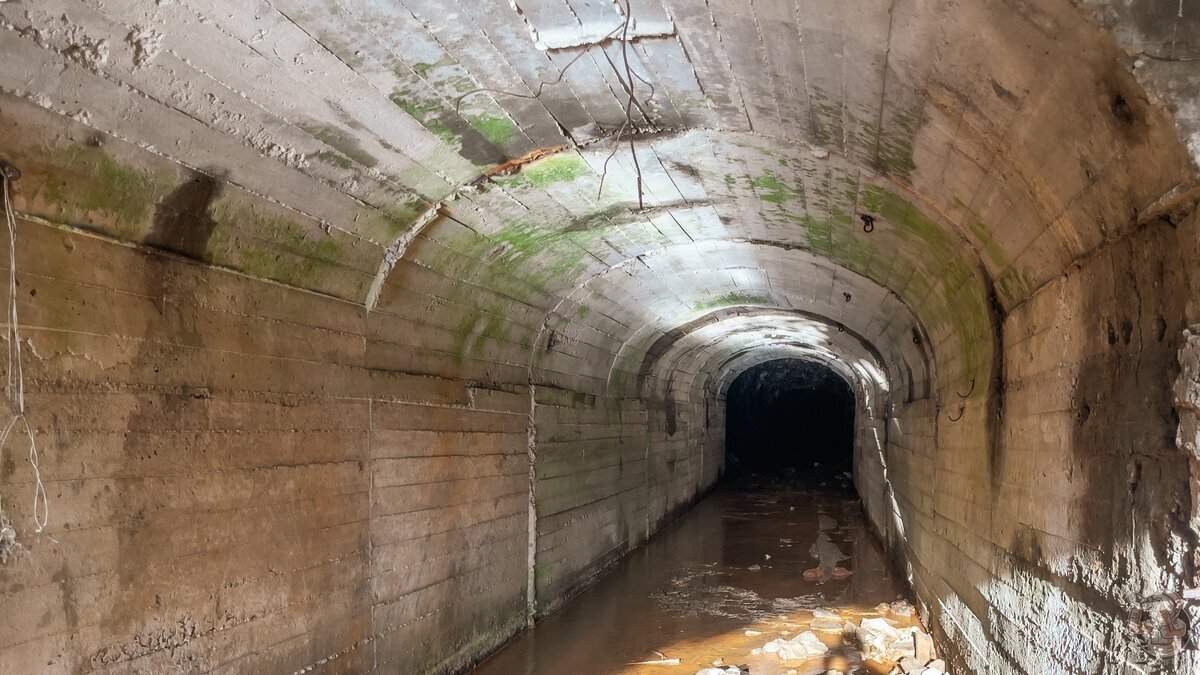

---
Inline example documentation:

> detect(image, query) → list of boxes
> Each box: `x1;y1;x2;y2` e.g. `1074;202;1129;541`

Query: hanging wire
0;172;48;534
452;24;625;115
452;1;655;210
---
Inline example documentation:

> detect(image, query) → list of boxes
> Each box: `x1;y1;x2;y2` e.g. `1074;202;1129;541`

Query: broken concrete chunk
857;617;918;662
913;630;936;663
761;630;829;660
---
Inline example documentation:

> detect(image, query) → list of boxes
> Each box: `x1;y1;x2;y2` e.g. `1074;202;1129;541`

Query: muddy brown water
473;480;924;675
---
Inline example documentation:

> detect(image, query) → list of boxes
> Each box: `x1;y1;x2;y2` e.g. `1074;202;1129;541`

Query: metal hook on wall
948;403;965;422
957;377;975;399
0;161;21;183
860;213;875;233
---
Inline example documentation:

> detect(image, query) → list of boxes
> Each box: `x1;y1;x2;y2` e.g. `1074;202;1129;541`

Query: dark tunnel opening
725;359;856;483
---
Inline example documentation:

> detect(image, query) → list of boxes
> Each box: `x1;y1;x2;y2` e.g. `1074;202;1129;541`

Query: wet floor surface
474;479;932;675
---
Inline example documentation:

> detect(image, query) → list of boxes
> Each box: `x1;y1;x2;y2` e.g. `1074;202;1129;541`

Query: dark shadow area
725;359;855;483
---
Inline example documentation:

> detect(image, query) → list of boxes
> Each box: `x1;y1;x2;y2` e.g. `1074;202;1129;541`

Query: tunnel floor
473;480;938;675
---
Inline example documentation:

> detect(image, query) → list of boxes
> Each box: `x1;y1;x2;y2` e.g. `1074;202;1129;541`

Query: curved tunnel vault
2;0;1200;673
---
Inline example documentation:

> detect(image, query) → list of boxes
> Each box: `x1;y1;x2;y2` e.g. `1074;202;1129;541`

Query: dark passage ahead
725;359;855;480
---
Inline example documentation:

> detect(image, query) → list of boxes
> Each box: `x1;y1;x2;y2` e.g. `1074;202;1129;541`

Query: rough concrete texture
2;0;1200;673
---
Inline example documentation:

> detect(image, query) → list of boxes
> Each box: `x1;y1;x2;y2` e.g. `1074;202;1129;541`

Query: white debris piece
694;668;740;675
812;608;840;619
913;629;936;662
857;617;920;662
761;630;829;660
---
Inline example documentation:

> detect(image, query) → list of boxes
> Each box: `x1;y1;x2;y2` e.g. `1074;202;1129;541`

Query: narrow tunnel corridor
474;361;922;674
3;1;1200;674
725;359;856;481
473;482;921;675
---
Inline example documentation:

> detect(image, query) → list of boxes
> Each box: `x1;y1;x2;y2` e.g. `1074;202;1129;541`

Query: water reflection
473;480;924;675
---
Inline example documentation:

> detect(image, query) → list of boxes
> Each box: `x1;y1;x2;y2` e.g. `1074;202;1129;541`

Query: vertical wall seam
525;383;538;624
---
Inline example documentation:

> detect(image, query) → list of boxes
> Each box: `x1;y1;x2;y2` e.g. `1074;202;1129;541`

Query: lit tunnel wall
2;0;1200;673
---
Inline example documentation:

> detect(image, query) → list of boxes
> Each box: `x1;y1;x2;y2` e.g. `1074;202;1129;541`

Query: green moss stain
962;209;1009;271
872;109;918;181
497;154;593;190
749;170;792;205
470;112;517;148
860;186;956;261
857;186;994;377
389;92;460;146
40;145;174;239
300;124;379;168
207;198;346;288
443;218;605;359
312;150;354;170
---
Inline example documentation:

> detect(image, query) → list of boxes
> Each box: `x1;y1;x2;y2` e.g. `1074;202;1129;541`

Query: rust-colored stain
482;145;567;178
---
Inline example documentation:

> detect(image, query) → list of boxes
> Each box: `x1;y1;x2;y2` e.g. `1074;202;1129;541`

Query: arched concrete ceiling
638;312;895;409
2;0;1198;398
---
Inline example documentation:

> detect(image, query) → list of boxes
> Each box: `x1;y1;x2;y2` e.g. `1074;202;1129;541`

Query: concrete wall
0;211;720;674
855;215;1200;673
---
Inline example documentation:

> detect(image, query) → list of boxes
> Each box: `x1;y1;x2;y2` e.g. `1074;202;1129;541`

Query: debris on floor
473;484;945;674
802;565;854;581
857;616;932;664
760;630;829;660
877;599;915;617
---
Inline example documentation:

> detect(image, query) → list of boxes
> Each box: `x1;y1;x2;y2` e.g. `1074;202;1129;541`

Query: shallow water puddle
473;481;938;675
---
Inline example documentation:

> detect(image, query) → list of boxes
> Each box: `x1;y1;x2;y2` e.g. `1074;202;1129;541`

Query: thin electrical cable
621;0;645;210
0;175;47;533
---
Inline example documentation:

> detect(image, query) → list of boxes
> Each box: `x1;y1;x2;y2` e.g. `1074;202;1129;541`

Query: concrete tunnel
2;0;1200;672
